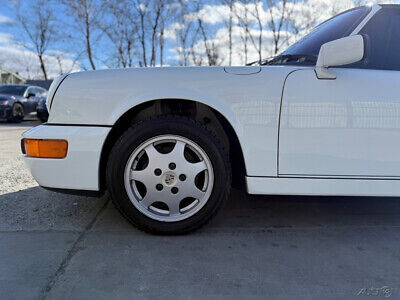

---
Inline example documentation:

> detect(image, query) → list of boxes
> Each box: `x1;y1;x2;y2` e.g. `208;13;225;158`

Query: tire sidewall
106;116;230;234
11;103;24;123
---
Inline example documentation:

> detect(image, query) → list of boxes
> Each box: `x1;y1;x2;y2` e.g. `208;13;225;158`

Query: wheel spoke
145;143;160;161
140;190;158;208
129;169;149;182
191;160;207;176
192;187;206;200
171;141;186;158
167;199;181;216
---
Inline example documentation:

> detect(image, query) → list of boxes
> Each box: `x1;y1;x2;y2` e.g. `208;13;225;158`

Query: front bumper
37;107;49;121
22;124;111;191
0;106;12;119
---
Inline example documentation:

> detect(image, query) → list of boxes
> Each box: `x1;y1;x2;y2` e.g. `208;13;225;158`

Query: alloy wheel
124;135;214;222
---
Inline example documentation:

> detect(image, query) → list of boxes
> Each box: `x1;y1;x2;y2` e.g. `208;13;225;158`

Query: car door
31;87;46;111
279;8;400;177
37;87;47;100
23;87;37;114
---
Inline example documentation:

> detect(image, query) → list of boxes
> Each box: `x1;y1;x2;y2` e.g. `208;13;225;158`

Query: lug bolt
179;174;186;181
154;168;162;176
169;163;176;170
171;187;179;194
156;184;163;191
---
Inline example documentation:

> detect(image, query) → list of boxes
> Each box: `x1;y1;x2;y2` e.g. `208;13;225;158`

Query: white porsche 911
22;4;400;234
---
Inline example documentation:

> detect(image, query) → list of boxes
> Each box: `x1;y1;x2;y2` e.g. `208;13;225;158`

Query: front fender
48;66;303;176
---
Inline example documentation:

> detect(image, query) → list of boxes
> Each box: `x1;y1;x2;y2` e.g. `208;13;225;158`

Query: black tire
38;116;48;123
9;103;24;123
106;115;231;234
37;110;49;123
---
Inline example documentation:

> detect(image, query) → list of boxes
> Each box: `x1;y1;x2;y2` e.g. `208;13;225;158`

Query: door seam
277;68;306;176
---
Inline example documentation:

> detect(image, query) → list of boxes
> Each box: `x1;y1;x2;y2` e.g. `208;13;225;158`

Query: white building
0;67;26;84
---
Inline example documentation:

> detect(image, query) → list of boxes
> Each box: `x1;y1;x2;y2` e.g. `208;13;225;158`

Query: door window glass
384;11;400;70
350;8;400;71
282;7;369;58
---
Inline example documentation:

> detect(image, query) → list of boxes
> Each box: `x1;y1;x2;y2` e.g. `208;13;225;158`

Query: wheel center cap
162;171;177;187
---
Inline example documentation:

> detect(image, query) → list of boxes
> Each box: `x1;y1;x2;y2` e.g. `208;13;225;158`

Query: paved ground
1;121;400;299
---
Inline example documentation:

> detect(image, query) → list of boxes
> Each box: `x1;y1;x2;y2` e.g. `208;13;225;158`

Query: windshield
0;85;27;96
274;6;370;65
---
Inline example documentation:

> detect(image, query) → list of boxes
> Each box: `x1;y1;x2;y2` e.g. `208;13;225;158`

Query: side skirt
246;176;400;197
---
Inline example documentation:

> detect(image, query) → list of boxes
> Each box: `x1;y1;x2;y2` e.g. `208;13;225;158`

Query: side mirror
315;35;364;80
26;92;35;98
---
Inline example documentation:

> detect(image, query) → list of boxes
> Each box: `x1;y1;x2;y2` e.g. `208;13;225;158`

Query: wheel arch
12;101;24;108
98;98;246;192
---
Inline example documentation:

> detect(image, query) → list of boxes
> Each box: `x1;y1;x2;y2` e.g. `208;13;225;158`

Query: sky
0;0;399;80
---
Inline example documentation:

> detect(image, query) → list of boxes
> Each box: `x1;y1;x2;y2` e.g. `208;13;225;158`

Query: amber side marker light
23;139;68;159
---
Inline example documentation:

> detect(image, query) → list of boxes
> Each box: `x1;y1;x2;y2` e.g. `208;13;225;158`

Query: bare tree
14;0;57;80
132;0;159;67
218;0;234;65
61;0;103;70
232;0;254;64
197;18;220;66
159;6;167;66
149;0;165;66
54;51;81;75
250;1;264;61
131;0;169;67
181;1;219;66
227;0;234;65
265;0;290;55
133;0;149;67
171;0;195;66
189;30;203;66
101;0;139;68
231;0;292;62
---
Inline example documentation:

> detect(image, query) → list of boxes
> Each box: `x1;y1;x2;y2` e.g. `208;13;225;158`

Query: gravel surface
0;121;37;195
0;121;107;232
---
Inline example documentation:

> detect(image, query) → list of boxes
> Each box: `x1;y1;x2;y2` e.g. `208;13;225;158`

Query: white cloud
185;4;231;24
0;32;13;44
0;13;14;25
164;22;185;40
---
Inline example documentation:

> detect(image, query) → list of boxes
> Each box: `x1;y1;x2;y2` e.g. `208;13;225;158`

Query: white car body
23;4;400;197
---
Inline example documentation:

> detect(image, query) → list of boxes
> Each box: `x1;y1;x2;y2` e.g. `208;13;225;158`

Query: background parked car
36;98;49;123
0;84;47;123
